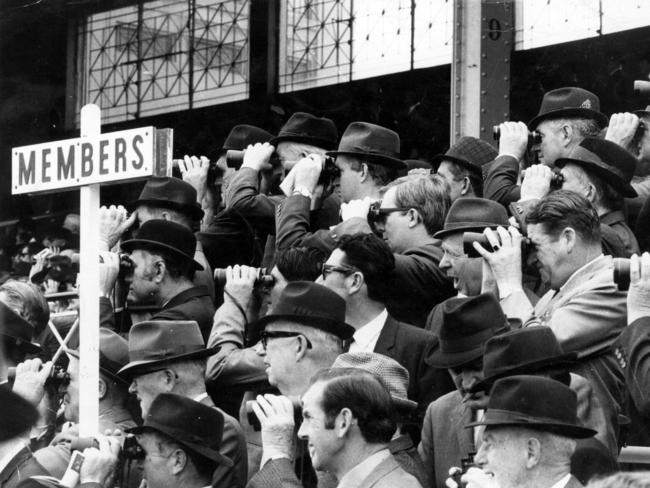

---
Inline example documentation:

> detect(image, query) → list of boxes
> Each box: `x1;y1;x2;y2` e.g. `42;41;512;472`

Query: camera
117;253;134;280
214;267;275;288
245;399;302;432
70;435;144;460
634;80;650;98
318;156;341;188
451;452;477;487
493;126;542;147
550;171;565;189
225;149;281;169
8;364;70;388
463;231;531;259
613;257;631;291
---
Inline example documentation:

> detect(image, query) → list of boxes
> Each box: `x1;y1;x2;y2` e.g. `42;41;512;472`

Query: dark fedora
528;87;608;129
427;294;509;369
0;388;38;442
0;300;41;355
256;281;355;341
221;124;274;152
399;159;433;177
270;112;338;150
433;197;510;239
121;219;203;271
555;137;638;198
471;327;577;393
118;320;217;379
130;177;204;221
127;393;231;466
332;352;418;412
327;122;406;170
466;375;597;438
68;328;130;385
432;136;498;174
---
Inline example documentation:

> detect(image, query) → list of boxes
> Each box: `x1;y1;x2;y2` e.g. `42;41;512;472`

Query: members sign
12;127;155;194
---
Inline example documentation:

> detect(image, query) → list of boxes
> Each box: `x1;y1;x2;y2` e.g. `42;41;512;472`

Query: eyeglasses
367;202;411;226
321;263;359;279
260;331;313;350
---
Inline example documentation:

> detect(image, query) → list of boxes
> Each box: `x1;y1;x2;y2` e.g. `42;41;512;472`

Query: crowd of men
3;85;650;488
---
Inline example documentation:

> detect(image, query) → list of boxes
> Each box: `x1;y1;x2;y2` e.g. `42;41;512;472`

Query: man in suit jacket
317;233;454;427
419;294;509;488
448;376;596;488
118;320;247;488
478;191;627;449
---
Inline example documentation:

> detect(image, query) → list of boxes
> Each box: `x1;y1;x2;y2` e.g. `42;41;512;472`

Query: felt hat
555;137;638;198
130;177;204;221
121;219;203;271
471;327;577;393
270;112;338;149
0;300;41;355
427;294;508;369
118;320;217;379
432;137;498;174
127;393;231;466
332;352;417;411
327;122;406;170
221;125;274;152
433;197;510;239
466;375;597;438
528;87;608;129
68;328;130;384
255;281;354;341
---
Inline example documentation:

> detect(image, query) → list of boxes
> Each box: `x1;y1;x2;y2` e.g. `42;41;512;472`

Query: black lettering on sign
19;151;36;185
488;18;501;40
41;148;52;183
115;138;127;172
57;145;75;180
99;140;109;175
132;135;144;169
81;142;94;177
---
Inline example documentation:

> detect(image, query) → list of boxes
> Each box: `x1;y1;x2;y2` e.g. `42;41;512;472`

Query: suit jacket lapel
454;402;476;457
374;315;397;355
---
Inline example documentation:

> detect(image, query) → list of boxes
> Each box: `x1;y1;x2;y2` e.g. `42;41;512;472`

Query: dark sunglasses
260;331;313;350
367;202;411;226
321;263;359;279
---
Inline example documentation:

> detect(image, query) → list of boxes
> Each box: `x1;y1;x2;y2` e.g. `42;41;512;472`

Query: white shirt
349;309;388;353
549;473;572;488
337;449;391;488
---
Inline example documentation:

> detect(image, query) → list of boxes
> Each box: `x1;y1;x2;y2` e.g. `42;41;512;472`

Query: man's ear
162;368;177;391
359;163;370;183
347;271;365;295
460;176;471;195
336;408;355;438
562;227;577;254
525;437;542;469
561;123;574;147
153;259;166;282
407;208;421;228
295;335;311;362
98;377;107;401
170;448;188;475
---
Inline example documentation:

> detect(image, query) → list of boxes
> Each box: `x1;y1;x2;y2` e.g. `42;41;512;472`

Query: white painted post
78;104;101;437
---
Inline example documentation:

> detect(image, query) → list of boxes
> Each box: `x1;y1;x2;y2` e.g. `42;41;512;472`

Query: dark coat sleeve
615;317;650;417
482;155;521;207
246;458;303;488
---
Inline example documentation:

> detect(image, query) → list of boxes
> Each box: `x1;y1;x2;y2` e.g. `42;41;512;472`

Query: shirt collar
351;309;387;352
558;255;604;293
549;473;572;488
336;449;391;488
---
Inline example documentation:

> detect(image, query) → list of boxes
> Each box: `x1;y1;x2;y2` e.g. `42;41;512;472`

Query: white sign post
11;104;171;437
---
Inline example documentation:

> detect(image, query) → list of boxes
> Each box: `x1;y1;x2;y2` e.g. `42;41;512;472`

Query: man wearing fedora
477;191;626;451
449;376;596;488
318;232;454;428
419;293;508;488
274;121;405;257
0;301;41;378
118;320;247;488
246;281;352;487
100;219;215;341
225;112;341;266
22;329;135;479
128;393;234;488
484;86;607;207
434;136;498;201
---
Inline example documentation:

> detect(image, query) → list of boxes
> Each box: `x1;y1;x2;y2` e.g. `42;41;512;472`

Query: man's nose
297;421;308;440
439;253;451;270
254;342;266;357
475;442;487;467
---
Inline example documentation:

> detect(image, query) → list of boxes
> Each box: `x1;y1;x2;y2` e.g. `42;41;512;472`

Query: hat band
441;327;497;354
336;143;399;159
443;221;507;231
129;345;206;362
562;148;628;180
481;408;577;427
143;419;221;449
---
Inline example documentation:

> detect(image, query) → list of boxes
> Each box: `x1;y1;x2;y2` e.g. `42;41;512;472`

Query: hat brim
470;352;578;393
120;239;204;271
66;349;130;385
117;347;218;379
128;199;204;222
431;155;483;174
126;424;232;466
433;222;506;240
254;314;355;341
426;343;485;369
393;396;418;412
465;409;596;439
270;134;338;150
555;158;637;198
528;108;608;130
326;150;406;170
1;334;42;355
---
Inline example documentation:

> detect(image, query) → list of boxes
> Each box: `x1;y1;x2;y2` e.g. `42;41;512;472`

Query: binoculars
493;126;542;147
214;267;275;288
